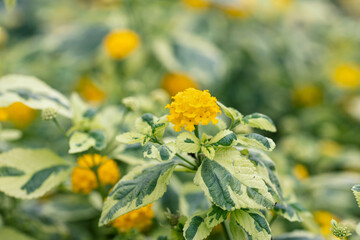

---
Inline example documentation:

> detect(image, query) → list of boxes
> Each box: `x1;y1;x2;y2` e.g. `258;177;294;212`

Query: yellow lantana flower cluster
165;88;221;132
161;73;198;96
103;29;140;60
0;102;37;128
71;154;120;194
112;204;154;233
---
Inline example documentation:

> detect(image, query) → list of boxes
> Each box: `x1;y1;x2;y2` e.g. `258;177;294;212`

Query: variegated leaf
0;148;72;199
0;75;72;118
99;161;177;226
217;102;242;129
143;142;176;161
183;206;227;240
209;130;237;147
194;148;275;211
230;209;271;240
69;130;106;154
135;113;168;139
242;113;276;132
176;132;200;153
238;133;275;151
116;132;147;145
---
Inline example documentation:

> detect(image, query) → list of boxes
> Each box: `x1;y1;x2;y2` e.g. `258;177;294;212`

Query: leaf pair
176;130;237;160
117;113;168;146
218;101;276;132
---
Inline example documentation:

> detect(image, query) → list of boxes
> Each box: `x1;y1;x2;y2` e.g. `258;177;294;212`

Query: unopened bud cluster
42;107;58;121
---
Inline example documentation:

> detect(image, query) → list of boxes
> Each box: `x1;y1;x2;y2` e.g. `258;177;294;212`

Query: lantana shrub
0;75;303;240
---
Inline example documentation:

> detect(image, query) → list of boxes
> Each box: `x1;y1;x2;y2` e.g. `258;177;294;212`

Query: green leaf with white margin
0;227;36;240
116;132;147;145
176;132;200;153
69;131;95;154
238;133;275;151
273;202;304;222
0;148;72;199
209;130;237;147
99;160;178;226
194;148;274;211
242;113;276;132
246;149;282;201
0;75;72;118
201;146;215;160
230;209;271;240
143;142;176;161
135;113;168;139
183;206;227;240
217;102;243;129
247;149;303;222
69;130;106;154
352;185;360;208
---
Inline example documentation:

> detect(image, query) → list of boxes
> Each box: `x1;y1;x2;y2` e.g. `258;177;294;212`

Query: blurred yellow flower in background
166;88;221;131
161;73;198;96
272;0;293;12
314;211;339;237
319;140;342;158
332;63;360;89
112;204;154;233
72;154;120;194
292;85;323;107
182;0;210;9
77;76;106;104
219;0;257;18
0;102;37;128
293;164;309;180
103;29;140;60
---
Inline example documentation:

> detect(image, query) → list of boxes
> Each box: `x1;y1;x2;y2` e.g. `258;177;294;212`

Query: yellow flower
165;88;221;132
77;76;106;104
182;0;210;9
332;63;360;89
161;73;198;96
292;85;323;107
314;211;339;237
319;140;342;158
0;102;37;128
272;0;293;12
219;0;257;18
103;29;140;60
293;164;309;180
112;204;154;233
0;108;8;121
71;154;120;194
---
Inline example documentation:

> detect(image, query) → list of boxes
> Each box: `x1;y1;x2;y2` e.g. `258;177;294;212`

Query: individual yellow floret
72;154;120;194
112;204;154;233
165;88;221;132
161;73;198;96
103;29;140;60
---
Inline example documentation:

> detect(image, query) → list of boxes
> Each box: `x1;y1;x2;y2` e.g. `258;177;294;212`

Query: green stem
93;167;107;199
175;153;197;169
52;118;69;140
222;221;232;240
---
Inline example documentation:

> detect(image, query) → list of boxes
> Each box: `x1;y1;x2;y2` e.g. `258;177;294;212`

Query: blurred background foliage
1;0;360;239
